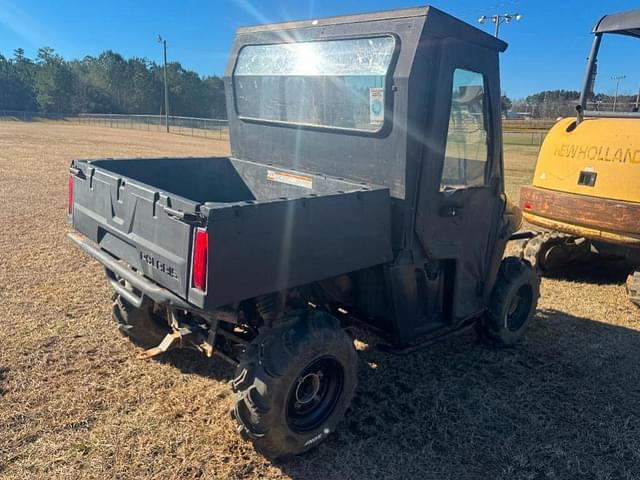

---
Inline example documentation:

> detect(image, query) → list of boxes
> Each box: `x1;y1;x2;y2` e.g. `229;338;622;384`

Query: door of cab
415;38;505;323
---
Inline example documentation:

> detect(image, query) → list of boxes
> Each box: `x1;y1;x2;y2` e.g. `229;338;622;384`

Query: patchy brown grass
1;121;640;479
503;144;539;201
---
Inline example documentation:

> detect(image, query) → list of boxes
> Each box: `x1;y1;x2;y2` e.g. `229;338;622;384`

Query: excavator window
585;33;639;113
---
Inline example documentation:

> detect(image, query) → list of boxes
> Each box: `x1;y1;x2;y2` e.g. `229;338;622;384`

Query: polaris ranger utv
68;6;539;458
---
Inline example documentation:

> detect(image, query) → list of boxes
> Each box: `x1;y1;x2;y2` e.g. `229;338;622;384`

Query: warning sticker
369;87;384;123
267;170;313;189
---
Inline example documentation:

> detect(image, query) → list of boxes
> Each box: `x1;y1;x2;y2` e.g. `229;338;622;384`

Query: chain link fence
2;109;549;148
77;114;229;140
0;110;229;141
502;130;546;148
512;99;640;119
0;110;70;121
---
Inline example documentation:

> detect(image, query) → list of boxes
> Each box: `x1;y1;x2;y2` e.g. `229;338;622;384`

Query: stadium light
478;13;522;38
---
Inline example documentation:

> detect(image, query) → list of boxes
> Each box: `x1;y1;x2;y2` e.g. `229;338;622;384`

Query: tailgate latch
69;165;86;179
163;206;205;226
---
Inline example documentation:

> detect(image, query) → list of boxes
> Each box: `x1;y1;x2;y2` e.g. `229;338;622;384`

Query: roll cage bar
577;9;640;121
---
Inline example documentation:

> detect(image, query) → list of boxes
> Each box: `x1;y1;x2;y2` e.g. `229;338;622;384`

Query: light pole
479;13;522;38
157;34;170;133
611;75;626;112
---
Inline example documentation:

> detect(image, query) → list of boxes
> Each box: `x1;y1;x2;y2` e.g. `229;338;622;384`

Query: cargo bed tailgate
69;160;198;299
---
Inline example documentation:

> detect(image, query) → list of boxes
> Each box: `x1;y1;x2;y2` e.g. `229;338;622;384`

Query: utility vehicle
518;10;640;305
68;6;539;458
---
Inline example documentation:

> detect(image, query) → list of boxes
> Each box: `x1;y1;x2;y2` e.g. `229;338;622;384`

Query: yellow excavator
518;9;640;305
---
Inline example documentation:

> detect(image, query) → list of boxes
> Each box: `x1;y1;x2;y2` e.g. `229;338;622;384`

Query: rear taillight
192;228;208;291
68;174;75;216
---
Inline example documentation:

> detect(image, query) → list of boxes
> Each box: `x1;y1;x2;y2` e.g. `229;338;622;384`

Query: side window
440;69;489;190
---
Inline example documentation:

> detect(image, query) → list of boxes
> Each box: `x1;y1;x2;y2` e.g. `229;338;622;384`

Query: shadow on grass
144;304;640;479
543;257;635;285
159;348;235;382
269;308;640;480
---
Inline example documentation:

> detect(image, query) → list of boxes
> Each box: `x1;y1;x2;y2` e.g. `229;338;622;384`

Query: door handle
438;205;463;217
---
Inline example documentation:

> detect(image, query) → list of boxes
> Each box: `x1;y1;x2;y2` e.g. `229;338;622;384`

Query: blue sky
0;0;639;99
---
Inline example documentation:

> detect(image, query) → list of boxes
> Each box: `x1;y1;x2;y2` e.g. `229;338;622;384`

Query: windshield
586;33;640;113
233;36;396;131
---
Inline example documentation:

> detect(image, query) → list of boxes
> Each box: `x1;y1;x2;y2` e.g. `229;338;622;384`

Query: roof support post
577;33;602;123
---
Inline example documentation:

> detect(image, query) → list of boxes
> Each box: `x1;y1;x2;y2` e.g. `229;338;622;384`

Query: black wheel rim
286;357;344;433
506;284;533;331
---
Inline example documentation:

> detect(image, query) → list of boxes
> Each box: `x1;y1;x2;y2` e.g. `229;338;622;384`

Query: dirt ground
1;121;639;480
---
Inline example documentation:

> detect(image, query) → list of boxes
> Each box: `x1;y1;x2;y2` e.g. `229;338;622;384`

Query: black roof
237;6;507;52
594;9;640;38
237;6;429;32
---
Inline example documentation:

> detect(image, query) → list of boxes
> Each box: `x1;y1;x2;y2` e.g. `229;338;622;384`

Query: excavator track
518;232;592;273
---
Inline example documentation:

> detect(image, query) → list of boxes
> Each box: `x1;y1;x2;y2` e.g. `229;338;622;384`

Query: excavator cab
519;9;640;305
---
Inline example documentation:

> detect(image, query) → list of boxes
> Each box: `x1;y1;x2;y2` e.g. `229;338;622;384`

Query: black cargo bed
71;156;393;308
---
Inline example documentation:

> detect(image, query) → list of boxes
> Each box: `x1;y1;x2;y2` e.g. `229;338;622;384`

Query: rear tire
626;270;640;307
112;295;169;348
479;257;540;347
231;309;358;459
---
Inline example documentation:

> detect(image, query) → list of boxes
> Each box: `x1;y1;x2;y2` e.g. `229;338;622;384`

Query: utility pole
590;60;598;103
611;74;626;112
634;85;639;112
478;13;522;38
157;35;170;133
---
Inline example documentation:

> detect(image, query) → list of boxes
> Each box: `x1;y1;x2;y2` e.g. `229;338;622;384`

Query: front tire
231;310;358;459
479;257;540;347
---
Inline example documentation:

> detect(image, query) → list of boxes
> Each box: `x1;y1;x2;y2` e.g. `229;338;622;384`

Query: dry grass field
1;121;640;479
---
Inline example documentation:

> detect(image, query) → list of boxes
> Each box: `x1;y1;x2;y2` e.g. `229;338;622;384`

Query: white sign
369;88;385;123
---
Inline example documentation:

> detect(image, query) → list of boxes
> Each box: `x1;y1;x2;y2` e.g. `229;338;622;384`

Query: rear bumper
520;186;640;247
68;232;198;311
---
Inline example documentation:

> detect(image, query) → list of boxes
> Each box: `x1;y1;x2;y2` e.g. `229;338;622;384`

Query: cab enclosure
223;5;514;343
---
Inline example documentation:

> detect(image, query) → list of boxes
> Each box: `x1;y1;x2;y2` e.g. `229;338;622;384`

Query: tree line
2;48;636;121
0;48;226;119
510;89;639;118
